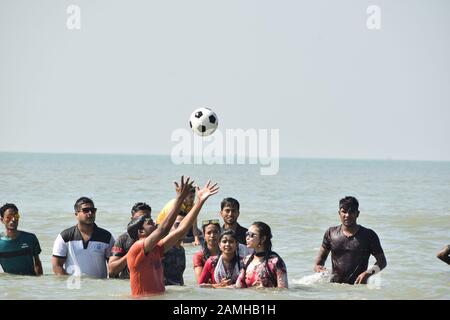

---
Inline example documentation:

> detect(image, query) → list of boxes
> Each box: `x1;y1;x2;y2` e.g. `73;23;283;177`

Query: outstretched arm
144;176;194;254
354;252;387;284
163;180;219;252
437;246;450;265
313;246;330;272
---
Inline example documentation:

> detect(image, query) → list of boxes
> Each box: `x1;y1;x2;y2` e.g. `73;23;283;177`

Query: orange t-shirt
127;239;165;296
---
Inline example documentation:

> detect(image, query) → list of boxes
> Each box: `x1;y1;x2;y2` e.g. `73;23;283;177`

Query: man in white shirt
52;197;114;278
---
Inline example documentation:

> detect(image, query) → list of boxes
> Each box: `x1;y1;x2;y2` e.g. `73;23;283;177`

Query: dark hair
242;221;278;286
127;216;146;241
131;202;152;217
201;220;221;234
74;197;94;212
339;196;359;213
219;229;239;242
201;222;221;263
221;197;240;211
216;229;240;270
0;203;19;218
252;221;273;254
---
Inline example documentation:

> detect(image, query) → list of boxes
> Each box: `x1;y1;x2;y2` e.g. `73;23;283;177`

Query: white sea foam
293;271;332;285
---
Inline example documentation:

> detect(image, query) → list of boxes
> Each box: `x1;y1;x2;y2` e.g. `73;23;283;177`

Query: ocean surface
0;152;449;300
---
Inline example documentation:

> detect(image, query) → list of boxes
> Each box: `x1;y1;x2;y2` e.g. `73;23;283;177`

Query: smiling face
339;208;359;227
1;208;20;231
220;205;240;226
219;234;238;255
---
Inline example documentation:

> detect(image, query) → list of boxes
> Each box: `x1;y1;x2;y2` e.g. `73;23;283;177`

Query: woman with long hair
235;221;288;288
198;230;243;287
193;219;221;282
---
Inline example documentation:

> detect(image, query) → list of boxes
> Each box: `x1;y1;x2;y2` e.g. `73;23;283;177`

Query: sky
1;0;449;161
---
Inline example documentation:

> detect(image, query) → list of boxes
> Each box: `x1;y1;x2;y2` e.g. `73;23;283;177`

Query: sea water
0;152;449;299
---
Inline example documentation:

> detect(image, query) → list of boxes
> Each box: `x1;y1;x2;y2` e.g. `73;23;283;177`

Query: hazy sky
1;0;449;160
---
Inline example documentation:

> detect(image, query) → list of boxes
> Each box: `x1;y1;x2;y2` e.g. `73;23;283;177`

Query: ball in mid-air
189;107;218;136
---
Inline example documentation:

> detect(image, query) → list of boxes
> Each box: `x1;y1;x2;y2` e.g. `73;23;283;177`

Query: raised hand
196;180;219;203
174;176;195;201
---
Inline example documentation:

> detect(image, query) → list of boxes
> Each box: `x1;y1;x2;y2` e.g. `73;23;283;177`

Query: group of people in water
0;176;448;296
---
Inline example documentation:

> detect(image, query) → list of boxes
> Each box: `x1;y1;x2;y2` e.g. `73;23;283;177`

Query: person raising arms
127;176;219;296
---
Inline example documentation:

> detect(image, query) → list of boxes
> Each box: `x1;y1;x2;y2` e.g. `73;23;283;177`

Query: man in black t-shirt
313;196;387;284
163;215;186;285
219;197;248;245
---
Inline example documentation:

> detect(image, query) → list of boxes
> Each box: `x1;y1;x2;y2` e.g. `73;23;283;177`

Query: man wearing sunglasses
0;203;43;275
52;197;115;278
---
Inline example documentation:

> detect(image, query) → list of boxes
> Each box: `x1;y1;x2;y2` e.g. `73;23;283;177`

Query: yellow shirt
156;199;193;225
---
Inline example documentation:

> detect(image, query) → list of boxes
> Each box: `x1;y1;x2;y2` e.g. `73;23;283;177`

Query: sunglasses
202;219;220;226
3;213;20;222
245;231;259;239
80;207;97;214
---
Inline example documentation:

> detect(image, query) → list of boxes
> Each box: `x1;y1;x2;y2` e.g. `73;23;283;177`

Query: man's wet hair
220;197;240;211
339;196;359;213
131;202;152;217
74;197;94;213
127;216;146;241
0;203;19;218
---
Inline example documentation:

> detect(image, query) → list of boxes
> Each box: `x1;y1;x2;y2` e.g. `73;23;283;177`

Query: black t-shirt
163;246;186;286
111;232;135;279
322;225;384;284
222;223;248;245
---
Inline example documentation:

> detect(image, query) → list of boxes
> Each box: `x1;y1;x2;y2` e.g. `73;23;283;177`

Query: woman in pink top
198;230;244;287
235;221;288;288
193;219;220;282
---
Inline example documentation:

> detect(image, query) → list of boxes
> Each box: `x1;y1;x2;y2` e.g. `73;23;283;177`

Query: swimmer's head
127;215;156;241
130;202;152;219
339;196;359;214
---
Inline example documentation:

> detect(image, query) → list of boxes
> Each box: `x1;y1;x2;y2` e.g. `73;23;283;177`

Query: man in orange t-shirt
127;176;219;296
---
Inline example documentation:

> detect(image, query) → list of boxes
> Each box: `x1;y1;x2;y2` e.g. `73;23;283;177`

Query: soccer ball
189;107;219;136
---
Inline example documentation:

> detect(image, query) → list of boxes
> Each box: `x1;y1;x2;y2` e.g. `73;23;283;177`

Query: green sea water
0;152;449;299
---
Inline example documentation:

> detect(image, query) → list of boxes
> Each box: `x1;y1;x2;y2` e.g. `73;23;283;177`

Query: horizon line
0;150;449;163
